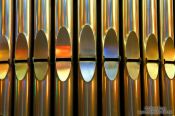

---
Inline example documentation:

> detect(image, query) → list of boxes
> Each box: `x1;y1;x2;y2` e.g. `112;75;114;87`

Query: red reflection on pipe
56;45;71;58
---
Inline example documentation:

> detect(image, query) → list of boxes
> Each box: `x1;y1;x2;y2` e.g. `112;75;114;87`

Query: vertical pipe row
0;0;13;115
102;0;120;115
33;0;51;115
160;0;175;115
14;0;31;116
142;0;160;110
55;0;73;115
123;0;141;115
78;0;97;115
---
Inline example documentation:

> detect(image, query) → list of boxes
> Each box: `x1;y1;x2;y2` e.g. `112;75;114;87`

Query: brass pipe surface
33;0;51;115
102;0;120;115
123;0;141;115
142;0;160;112
0;0;13;115
55;0;73;115
14;0;31;115
160;0;175;115
78;0;97;115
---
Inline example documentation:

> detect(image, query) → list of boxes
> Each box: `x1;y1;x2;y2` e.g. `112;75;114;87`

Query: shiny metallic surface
102;0;120;115
14;0;31;115
142;0;160;109
78;0;97;115
0;0;13;115
123;0;141;114
33;0;51;115
33;74;51;116
160;0;175;114
55;0;73;115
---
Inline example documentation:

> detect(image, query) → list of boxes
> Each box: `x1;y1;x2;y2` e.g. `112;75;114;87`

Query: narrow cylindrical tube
142;0;160;110
33;0;51;115
0;0;13;115
123;0;141;115
160;0;175;114
102;0;120;115
55;0;73;115
78;0;97;115
14;0;31;115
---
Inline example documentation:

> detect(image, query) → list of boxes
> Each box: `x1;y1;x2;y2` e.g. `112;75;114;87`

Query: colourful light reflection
56;45;71;58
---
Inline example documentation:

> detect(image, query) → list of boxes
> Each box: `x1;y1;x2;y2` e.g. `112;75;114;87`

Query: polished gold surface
78;68;97;116
78;0;97;115
55;0;73;115
123;0;141;115
160;0;175;115
33;73;51;116
0;0;13;115
34;0;51;80
102;0;120;115
14;1;31;115
142;0;160;112
33;0;51;115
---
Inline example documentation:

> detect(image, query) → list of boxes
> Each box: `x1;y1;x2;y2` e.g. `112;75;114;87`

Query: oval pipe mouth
164;37;175;79
79;25;96;82
56;27;72;58
79;25;96;58
126;31;140;59
34;30;49;80
0;36;10;79
126;62;140;80
56;27;72;81
104;28;119;58
80;61;96;82
15;33;28;80
56;62;71;81
103;28;119;80
146;34;159;80
146;34;159;60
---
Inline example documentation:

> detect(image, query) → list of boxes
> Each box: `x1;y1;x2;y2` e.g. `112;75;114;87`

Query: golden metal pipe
102;0;120;115
0;0;13;115
55;0;73;115
14;0;31;116
142;0;160;110
123;0;141;115
33;0;51;115
78;0;97;115
160;0;175;114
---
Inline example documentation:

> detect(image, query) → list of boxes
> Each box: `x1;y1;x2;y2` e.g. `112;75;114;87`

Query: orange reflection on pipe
56;45;71;58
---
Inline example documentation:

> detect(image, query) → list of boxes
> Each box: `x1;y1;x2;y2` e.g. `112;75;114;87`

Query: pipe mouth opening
0;64;9;79
0;36;9;79
126;31;140;59
104;61;119;80
15;33;28;80
126;62;140;80
15;33;28;60
34;62;48;80
0;36;9;61
104;28;119;58
34;30;48;80
15;63;28;80
164;37;175;61
79;25;96;58
80;61;96;82
164;37;175;79
146;34;159;60
146;63;159;79
56;27;72;58
164;64;175;79
56;61;71;81
34;30;48;59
